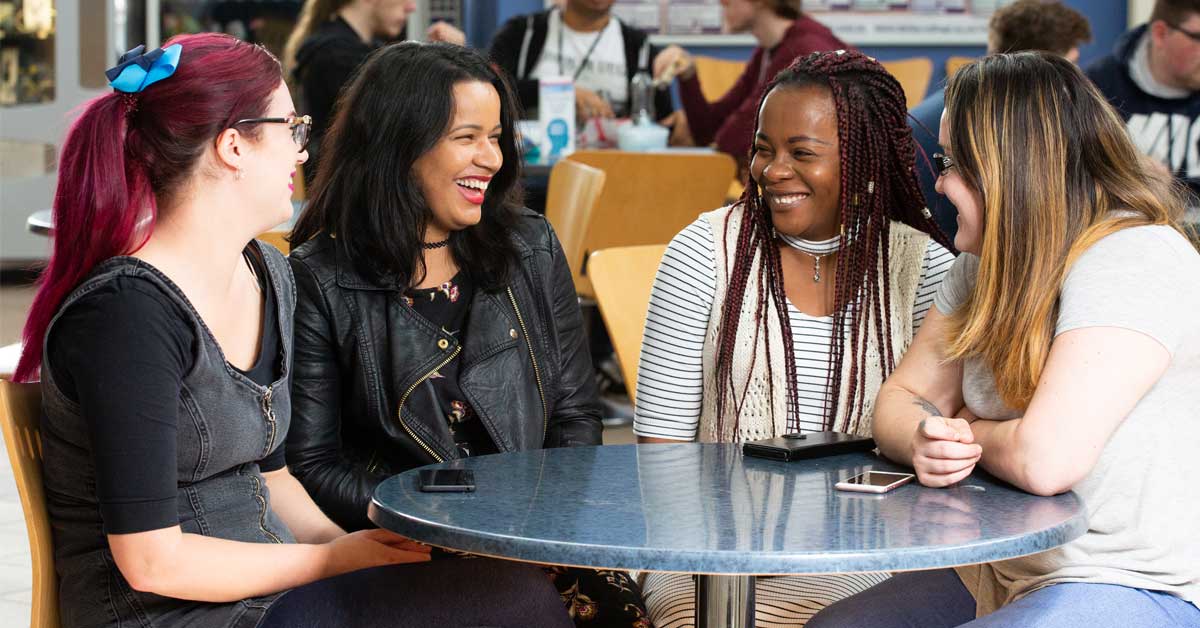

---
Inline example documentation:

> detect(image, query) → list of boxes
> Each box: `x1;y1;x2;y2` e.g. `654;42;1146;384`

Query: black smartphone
742;431;875;462
418;469;475;492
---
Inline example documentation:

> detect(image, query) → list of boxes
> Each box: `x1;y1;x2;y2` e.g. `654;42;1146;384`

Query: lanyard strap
557;8;608;82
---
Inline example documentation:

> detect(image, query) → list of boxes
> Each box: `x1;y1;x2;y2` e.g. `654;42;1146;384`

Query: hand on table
426;21;465;46
911;416;981;488
575;87;615;120
322;528;431;578
653;45;695;82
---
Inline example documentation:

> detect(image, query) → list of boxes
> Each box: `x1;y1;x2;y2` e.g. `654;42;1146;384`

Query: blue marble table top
369;444;1087;575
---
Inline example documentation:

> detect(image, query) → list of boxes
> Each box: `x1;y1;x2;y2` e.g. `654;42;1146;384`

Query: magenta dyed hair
14;33;282;382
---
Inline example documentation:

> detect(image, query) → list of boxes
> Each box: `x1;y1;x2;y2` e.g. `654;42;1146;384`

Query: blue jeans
806;568;1200;628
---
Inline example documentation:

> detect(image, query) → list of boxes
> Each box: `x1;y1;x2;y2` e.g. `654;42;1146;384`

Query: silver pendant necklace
800;251;827;283
777;232;840;283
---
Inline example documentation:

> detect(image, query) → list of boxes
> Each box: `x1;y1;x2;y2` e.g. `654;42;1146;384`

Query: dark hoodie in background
1087;24;1200;200
293;17;379;185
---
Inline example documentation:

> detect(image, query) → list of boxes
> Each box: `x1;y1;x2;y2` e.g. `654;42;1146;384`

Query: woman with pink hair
15;32;568;628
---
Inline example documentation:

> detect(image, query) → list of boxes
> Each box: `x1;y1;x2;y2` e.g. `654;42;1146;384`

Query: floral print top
404;272;496;457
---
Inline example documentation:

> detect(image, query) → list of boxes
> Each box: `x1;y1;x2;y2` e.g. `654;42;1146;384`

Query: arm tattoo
913;396;942;417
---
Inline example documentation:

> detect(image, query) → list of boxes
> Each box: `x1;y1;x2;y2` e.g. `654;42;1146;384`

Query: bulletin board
606;0;1016;47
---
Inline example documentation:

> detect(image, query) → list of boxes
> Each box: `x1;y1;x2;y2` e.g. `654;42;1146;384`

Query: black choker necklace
421;237;452;250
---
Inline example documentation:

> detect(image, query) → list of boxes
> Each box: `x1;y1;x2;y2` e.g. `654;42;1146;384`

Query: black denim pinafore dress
39;242;296;628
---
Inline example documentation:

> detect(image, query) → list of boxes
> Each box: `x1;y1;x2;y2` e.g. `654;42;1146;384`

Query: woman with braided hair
632;49;954;627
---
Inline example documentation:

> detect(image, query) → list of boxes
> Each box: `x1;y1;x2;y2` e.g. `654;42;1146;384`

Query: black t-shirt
292;16;378;182
403;272;496;457
46;249;281;534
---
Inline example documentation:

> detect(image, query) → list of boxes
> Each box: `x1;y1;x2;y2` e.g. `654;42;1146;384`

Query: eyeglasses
932;152;954;177
1166;21;1200;42
232;114;312;151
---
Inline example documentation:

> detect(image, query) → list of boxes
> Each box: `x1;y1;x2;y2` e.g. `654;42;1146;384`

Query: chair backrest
565;150;735;296
257;231;291;255
586;245;667;402
880;57;934;110
946;55;976;80
543;160;607;284
693;55;747;102
0;379;59;628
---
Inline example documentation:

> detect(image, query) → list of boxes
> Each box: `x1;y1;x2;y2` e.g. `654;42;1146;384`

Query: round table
26;207;301;236
370;443;1086;628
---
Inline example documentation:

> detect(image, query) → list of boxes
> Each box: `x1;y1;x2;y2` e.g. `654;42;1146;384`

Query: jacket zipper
261;385;277;455
256;385;282;543
396;346;461;463
365;450;382;474
506;287;548;441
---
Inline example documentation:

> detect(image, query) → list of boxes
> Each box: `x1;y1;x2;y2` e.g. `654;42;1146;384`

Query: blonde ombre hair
283;0;353;76
943;52;1185;410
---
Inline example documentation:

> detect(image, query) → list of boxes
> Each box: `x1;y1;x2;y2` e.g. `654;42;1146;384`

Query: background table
25;210;52;236
25;207;300;237
370;443;1086;628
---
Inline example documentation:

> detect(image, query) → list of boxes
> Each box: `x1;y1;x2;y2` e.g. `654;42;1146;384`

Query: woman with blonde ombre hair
283;0;463;183
808;52;1200;628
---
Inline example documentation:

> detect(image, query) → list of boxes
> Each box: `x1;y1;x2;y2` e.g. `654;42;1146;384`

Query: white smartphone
834;471;915;494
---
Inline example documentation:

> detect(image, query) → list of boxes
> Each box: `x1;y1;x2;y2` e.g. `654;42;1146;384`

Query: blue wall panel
468;0;1129;103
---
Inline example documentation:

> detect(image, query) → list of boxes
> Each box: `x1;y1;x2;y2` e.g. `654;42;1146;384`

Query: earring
235;168;244;181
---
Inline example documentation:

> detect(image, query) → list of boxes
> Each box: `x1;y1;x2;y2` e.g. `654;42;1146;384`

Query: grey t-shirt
933;225;1200;616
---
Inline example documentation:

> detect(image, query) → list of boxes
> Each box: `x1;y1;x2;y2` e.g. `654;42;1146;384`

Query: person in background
809;51;1200;628
1088;0;1200;202
488;0;672;124
633;50;954;628
283;0;464;184
287;42;650;627
13;32;569;628
652;0;848;174
909;0;1091;240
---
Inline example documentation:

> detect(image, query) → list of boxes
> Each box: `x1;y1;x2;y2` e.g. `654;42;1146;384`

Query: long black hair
291;42;523;290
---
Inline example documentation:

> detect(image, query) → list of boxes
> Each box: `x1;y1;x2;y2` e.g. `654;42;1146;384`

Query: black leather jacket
287;210;602;530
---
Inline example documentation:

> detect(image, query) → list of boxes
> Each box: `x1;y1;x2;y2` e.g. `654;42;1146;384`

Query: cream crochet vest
697;205;930;443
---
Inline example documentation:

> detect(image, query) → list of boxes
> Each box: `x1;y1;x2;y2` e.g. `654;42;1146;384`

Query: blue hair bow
105;44;183;93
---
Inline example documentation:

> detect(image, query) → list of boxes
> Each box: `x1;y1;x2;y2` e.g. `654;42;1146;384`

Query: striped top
633;217;955;441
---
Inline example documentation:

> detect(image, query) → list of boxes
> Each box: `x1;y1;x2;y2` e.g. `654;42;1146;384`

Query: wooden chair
543;160;607;286
946;55;977;79
256;231;291;255
586;245;667;403
692;55;747;102
880;57;934;110
564;150;736;297
0;379;59;628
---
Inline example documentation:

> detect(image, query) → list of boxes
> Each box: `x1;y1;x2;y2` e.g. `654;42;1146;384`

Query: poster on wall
608;0;1017;46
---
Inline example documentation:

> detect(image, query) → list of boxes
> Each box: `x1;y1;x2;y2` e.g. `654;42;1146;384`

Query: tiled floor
0;281;34;624
0;446;33;626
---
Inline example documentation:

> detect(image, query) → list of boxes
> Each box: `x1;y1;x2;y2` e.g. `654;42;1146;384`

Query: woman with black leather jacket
287;42;649;626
